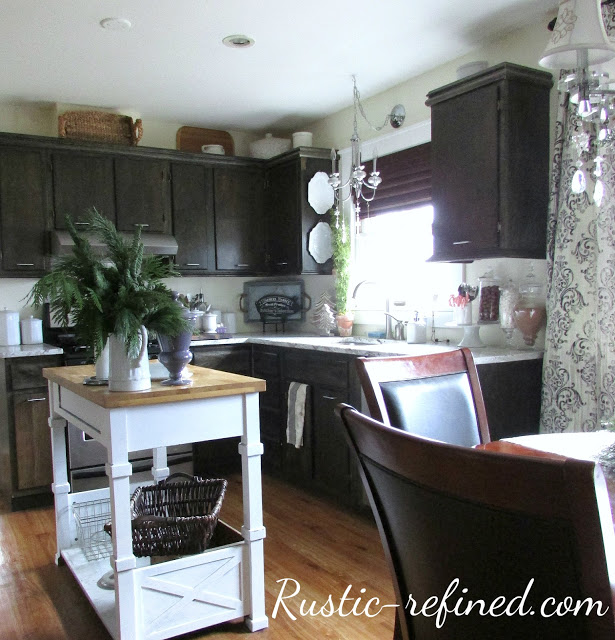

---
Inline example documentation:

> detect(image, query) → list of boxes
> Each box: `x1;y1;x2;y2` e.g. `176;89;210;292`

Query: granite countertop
0;343;63;358
190;333;544;365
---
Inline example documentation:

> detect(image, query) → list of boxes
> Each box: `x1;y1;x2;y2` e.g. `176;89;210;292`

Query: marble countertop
190;333;543;365
0;335;544;365
0;343;63;358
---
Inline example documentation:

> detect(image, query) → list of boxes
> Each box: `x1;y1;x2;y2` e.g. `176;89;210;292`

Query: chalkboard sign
255;294;300;323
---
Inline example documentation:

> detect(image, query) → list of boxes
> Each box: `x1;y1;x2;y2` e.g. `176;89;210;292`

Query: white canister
203;313;218;333
406;320;427;344
221;312;237;334
0;308;20;346
292;131;313;147
20;316;43;344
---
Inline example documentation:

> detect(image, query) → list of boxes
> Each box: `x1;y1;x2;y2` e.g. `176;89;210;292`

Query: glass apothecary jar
499;278;520;343
478;271;500;324
513;263;546;347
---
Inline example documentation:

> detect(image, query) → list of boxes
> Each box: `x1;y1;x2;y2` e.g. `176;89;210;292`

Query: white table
44;364;268;640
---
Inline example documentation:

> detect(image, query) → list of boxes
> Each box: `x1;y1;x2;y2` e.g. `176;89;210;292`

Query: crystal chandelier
539;0;615;205
328;76;405;234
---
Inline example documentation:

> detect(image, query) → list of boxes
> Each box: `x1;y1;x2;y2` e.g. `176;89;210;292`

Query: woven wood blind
361;142;431;218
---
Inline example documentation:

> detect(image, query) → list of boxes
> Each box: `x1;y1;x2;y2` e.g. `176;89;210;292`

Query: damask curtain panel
540;13;615;433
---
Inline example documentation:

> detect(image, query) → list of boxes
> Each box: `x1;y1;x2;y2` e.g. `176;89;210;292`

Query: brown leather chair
336;403;615;640
355;348;490;446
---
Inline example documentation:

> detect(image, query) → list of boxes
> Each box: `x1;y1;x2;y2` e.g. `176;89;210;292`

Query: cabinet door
171;162;214;273
430;82;500;261
477;359;542;441
51;151;116;228
114;157;171;233
213;166;265;272
300;157;335;274
12;390;53;490
265;159;300;274
312;386;351;498
191;345;252;475
0;147;49;274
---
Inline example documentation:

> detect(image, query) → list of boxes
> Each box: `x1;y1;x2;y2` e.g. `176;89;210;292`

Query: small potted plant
330;208;353;336
27;208;189;390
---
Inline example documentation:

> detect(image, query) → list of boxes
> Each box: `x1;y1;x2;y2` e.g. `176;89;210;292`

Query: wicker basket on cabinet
58;110;143;146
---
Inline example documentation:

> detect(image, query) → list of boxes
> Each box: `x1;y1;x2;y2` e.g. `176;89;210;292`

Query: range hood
51;230;178;256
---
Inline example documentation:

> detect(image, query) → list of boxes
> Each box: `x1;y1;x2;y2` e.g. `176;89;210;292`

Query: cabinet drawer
253;347;281;376
191;346;251;375
284;350;348;389
7;356;63;391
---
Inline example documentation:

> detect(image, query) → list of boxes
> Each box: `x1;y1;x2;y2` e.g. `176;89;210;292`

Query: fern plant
27;208;188;359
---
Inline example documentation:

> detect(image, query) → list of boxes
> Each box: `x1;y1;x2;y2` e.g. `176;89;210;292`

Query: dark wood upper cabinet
0;147;49;275
264;148;333;275
51;151;116;228
171;162;214;273
213;165;265;272
426;63;553;262
114;157;171;233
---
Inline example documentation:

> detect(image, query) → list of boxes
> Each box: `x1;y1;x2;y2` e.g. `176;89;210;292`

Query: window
353;205;461;325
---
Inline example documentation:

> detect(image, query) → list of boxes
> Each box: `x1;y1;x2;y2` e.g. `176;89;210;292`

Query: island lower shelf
62;510;246;640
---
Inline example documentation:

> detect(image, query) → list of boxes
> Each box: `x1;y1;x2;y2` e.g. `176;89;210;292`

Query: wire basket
73;498;114;562
105;473;227;557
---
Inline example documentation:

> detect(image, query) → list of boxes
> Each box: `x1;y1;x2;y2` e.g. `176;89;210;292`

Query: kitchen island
43;364;267;640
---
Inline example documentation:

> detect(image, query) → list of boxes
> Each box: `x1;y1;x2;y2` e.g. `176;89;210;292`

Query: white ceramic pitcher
108;326;151;392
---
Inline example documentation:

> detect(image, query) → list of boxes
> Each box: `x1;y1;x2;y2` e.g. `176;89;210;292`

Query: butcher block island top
43;363;266;408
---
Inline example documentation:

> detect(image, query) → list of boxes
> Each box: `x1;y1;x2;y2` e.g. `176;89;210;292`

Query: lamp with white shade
539;0;615;203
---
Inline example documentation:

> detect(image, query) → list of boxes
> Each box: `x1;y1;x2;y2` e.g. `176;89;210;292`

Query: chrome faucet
352;280;398;339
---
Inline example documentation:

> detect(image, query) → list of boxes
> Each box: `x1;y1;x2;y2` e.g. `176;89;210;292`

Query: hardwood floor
0;474;395;640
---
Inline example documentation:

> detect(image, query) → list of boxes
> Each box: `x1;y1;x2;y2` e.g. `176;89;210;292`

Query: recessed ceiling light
100;17;132;31
222;34;255;48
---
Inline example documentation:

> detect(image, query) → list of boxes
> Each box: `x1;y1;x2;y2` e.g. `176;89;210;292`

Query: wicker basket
106;473;227;557
58;110;143;146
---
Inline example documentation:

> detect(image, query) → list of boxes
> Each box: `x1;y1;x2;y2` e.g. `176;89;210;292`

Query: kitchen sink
334;336;386;345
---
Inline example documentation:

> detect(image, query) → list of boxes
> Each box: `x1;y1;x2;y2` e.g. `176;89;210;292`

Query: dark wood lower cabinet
191;345;251;476
476;358;542;441
191;342;543;510
0;354;63;510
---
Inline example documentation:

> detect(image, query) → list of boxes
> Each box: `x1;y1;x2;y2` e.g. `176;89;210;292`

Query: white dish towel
286;382;308;448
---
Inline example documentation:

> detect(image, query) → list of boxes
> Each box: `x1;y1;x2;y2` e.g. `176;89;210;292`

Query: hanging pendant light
329;76;405;234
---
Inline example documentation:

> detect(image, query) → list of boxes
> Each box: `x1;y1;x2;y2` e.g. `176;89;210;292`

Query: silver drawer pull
27;397;47;402
134;223;150;228
16;263;35;267
276;262;289;266
452;240;471;245
235;264;249;268
322;395;337;400
184;263;200;266
74;221;90;226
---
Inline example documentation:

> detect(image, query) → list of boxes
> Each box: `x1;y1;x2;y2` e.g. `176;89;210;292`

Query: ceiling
0;0;559;132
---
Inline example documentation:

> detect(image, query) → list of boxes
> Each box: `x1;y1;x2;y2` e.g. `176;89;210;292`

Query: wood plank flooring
0;474;395;640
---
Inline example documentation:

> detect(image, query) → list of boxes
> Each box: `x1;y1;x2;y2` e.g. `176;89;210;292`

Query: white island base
45;364;268;640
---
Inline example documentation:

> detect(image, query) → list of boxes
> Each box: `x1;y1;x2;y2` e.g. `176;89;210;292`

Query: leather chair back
356;348;490;445
336;403;615;640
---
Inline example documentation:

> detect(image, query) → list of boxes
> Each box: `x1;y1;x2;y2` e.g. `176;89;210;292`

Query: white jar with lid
0;308;20;346
20;315;43;344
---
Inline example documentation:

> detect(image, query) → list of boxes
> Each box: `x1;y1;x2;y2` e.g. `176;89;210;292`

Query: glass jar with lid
478;270;500;323
513;263;546;347
499;278;520;343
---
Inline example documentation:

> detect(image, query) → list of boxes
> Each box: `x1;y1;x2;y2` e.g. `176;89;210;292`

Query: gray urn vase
156;293;202;386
